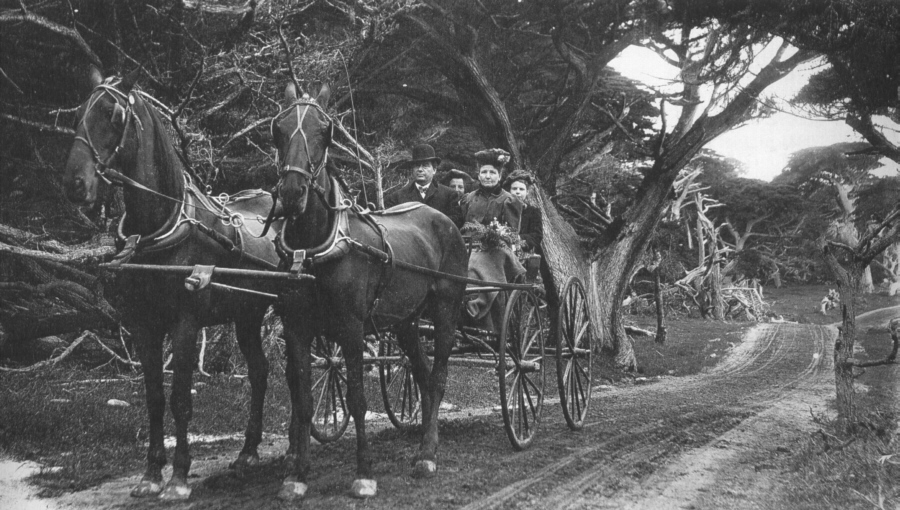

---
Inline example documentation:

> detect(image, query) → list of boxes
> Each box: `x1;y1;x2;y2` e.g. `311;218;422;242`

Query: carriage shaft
100;263;314;281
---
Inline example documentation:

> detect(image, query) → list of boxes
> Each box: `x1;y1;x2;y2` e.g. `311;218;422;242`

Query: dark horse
63;67;281;500
271;82;467;499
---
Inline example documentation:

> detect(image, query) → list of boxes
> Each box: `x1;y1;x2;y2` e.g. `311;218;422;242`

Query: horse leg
337;321;376;498
230;308;269;474
131;325;166;497
416;296;459;477
159;314;200;501
278;321;313;501
394;319;438;477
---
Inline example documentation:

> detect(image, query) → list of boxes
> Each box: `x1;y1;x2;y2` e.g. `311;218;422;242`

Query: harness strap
344;238;536;290
367;229;395;317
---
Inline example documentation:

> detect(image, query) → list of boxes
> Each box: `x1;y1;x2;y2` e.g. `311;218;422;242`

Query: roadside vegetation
2;285;896;504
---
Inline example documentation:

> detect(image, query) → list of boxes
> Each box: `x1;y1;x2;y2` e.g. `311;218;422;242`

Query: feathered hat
474;148;511;169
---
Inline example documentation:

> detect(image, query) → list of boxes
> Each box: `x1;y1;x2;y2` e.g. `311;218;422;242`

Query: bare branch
0;113;73;135
0;330;91;373
0;237;115;263
0;8;101;67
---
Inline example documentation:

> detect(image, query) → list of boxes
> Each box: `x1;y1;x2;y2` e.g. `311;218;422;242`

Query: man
384;143;463;228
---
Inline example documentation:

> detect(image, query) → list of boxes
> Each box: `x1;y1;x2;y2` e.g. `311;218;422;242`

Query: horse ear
285;82;298;102
316;83;331;108
120;66;142;93
89;65;103;88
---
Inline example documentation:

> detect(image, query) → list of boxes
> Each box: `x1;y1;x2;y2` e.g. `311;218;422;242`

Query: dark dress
460;186;522;231
518;204;543;252
384;181;463;228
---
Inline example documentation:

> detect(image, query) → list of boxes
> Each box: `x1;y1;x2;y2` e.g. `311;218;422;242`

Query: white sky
610;45;900;181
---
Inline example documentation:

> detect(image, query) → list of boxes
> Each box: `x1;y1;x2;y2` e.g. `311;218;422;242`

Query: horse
270;82;467;500
62;66;282;501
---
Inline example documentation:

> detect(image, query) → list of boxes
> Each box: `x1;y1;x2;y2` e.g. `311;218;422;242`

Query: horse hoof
158;483;191;501
349;479;377;498
413;460;437;478
278;477;308;501
130;480;162;498
230;453;260;475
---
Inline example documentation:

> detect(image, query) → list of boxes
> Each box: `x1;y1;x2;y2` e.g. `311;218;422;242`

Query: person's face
411;162;435;186
510;181;528;200
478;165;500;187
449;178;466;195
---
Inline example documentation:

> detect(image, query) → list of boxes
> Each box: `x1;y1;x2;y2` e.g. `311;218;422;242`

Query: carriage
304;266;594;451
65;71;595;500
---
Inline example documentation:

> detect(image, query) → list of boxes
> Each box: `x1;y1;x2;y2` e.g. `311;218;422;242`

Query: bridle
271;98;334;197
71;83;205;214
73;83;140;187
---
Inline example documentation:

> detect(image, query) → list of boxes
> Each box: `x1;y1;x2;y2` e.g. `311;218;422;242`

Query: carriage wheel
310;336;350;443
378;335;421;431
556;276;594;431
498;289;546;450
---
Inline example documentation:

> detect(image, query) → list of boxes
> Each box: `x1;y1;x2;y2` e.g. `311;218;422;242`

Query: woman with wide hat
460;148;522;231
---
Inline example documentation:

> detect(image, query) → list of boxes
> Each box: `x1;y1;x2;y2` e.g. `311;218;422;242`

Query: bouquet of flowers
462;219;521;255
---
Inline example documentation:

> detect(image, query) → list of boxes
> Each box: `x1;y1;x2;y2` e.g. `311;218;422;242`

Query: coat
384;181;463;228
460;186;522;231
518;204;543;252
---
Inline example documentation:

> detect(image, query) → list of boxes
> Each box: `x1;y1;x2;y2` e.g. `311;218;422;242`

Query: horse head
272;82;332;218
63;66;141;206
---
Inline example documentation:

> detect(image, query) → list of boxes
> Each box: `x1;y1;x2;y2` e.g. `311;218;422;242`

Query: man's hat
474;148;511;169
402;143;441;168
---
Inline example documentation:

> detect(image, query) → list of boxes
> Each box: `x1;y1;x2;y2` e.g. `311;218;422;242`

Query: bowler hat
402;143;441;168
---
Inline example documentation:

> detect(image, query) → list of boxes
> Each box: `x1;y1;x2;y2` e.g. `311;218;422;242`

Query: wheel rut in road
463;322;834;510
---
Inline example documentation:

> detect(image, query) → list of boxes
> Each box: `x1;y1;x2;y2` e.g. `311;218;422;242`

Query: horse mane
142;95;185;193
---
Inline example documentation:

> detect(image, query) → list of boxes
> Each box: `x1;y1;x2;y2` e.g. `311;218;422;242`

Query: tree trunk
654;266;667;344
825;256;862;428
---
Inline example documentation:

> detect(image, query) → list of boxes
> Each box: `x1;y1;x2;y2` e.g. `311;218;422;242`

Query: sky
609;45;900;181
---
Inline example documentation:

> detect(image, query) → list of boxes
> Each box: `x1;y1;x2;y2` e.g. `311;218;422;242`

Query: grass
1;284;897;503
777;304;899;510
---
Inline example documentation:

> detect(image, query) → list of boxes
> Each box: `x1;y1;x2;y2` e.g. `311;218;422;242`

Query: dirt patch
5;304;898;509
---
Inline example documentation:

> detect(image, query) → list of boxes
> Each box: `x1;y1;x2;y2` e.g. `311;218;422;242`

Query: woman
460;148;522;231
506;170;543;253
441;168;475;196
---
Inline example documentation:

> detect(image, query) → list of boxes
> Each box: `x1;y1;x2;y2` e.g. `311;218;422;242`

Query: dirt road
25;306;899;509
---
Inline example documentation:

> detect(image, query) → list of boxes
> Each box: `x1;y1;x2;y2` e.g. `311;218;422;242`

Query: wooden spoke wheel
378;334;421;431
309;336;350;443
499;289;546;450
556;276;594;431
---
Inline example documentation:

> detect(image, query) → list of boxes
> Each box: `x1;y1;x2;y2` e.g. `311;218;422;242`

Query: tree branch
0;113;73;135
0;8;101;67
